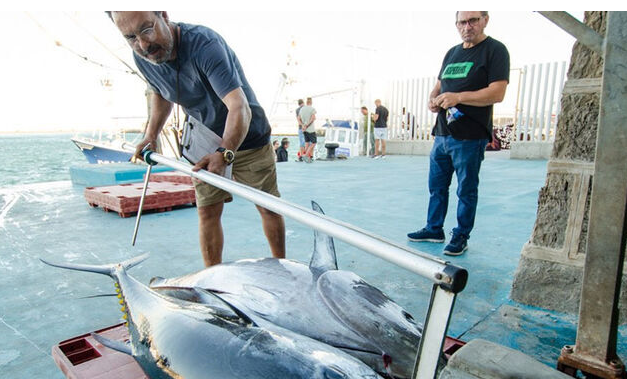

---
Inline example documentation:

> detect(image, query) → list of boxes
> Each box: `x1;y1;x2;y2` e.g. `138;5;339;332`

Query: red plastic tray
52;324;147;379
84;181;196;218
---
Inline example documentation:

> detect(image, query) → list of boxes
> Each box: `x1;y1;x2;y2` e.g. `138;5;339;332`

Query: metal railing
123;143;468;379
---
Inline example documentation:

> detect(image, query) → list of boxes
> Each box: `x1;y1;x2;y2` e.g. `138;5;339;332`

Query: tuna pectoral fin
91;333;132;355
151;286;257;327
40;254;149;278
318;270;422;348
309;200;338;272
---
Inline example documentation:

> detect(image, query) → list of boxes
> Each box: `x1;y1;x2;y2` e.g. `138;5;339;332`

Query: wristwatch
216;147;235;165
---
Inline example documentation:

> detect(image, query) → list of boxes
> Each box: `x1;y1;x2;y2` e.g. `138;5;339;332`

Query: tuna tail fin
309;200;338;272
40;253;149;278
91;333;132;355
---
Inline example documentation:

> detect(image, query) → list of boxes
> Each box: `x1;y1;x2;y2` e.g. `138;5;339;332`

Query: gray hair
105;11;162;21
455;11;489;19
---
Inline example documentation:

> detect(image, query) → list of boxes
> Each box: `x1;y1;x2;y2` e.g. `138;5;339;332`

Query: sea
0;133;305;188
0;133;86;188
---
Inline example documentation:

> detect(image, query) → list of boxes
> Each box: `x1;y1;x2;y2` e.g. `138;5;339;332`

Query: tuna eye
323;367;347;379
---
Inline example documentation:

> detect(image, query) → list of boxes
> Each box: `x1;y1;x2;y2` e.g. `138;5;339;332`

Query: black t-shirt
375;106;389;128
433;36;510;140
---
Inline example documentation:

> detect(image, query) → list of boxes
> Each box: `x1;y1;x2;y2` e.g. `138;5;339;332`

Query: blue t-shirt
134;23;270;151
433;36;510;140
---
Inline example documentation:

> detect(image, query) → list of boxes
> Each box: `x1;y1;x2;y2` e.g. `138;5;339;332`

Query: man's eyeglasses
456;17;482;28
125;21;157;44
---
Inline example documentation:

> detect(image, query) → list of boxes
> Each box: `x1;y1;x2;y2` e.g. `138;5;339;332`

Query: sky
0;9;591;133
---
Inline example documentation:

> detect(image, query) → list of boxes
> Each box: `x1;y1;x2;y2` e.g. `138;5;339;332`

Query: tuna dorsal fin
309;201;338;272
91;333;132;355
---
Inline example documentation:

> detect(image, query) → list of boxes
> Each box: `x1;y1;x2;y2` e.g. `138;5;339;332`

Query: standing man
360;106;375;156
295;99;306;161
298;97;317;163
108;11;285;267
407;11;509;256
372;99;388;159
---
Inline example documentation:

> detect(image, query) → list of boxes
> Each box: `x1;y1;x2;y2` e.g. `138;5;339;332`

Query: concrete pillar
511;12;627;322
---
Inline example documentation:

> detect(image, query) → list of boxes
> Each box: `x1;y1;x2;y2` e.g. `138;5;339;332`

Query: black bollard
324;143;340;160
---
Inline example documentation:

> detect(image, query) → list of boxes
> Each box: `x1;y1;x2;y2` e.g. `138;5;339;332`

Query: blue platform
69;162;174;187
1;152;625;378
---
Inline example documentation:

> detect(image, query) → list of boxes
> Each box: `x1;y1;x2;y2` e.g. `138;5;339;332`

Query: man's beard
138;31;174;65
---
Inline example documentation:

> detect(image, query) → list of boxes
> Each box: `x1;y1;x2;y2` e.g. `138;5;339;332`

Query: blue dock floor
1;152;625;378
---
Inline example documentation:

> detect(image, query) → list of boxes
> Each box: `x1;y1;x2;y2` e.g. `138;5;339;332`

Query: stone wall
511;11;627;322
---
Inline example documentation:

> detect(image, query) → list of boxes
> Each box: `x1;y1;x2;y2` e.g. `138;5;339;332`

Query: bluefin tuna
41;255;383;379
150;201;428;378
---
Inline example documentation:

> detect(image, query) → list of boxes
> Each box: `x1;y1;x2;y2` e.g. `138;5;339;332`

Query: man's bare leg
256;205;286;259
198;201;225;267
307;143;316;158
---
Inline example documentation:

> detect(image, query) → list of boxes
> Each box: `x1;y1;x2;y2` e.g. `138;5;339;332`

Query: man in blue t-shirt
407;11;509;256
108;11;285;267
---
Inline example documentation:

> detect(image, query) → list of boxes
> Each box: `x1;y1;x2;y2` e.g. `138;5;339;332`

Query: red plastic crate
84;182;196;218
52;324;147;379
443;336;466;360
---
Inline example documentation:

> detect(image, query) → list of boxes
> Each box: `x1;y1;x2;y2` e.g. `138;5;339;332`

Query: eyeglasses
125;21;157;44
456;17;482;28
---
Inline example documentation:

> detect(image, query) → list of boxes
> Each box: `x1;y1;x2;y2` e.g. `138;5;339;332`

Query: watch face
224;150;235;164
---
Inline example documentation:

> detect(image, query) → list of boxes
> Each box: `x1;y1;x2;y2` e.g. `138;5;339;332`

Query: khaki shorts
193;143;280;207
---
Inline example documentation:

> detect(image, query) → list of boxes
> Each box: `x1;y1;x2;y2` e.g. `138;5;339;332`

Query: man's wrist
216;147;235;165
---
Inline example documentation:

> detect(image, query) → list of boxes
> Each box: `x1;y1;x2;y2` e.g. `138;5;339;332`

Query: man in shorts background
295;99;306;161
298;97;317;163
108;11;285;267
373;99;389;159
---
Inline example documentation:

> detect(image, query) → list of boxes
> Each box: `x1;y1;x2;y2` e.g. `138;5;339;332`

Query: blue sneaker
407;228;445;243
444;234;468;256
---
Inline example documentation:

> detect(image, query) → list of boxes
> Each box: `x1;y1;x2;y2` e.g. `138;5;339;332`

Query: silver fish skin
150;258;423;378
150;201;425;378
43;258;384;379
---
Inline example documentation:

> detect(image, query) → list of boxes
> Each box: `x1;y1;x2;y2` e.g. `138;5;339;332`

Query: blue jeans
298;129;306;148
426;135;488;237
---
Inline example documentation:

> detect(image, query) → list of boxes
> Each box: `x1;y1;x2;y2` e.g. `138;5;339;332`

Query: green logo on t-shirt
441;62;474;79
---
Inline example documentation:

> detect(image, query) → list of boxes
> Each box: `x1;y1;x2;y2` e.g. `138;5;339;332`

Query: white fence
514;61;567;142
383;61;568;144
387;77;439;141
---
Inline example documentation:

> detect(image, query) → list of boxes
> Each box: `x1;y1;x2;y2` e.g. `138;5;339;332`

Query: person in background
298;97;317;163
372;99;389;159
276;137;289;162
107;11;286;267
272;139;279;161
360;106;375;156
295;99;306;161
407;11;509;256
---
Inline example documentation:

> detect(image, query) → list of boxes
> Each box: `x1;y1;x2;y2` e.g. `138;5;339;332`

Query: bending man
108;11;285;266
